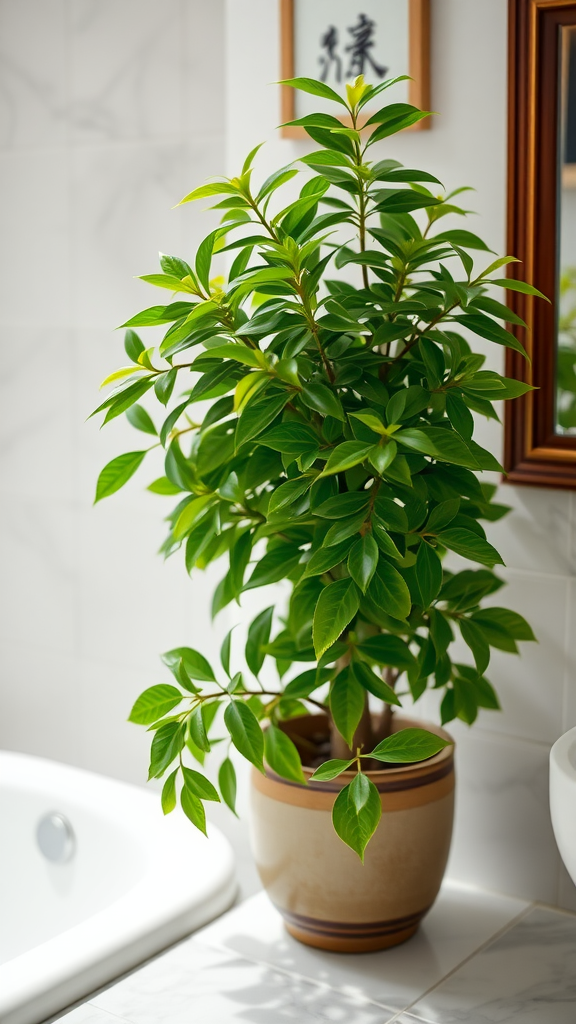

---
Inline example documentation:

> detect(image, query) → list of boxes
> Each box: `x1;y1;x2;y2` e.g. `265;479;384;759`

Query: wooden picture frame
505;0;576;489
279;0;430;139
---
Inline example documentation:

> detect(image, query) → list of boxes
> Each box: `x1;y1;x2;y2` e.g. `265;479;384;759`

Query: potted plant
93;75;541;952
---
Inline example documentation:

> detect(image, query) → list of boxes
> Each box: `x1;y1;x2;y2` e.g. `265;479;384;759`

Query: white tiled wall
0;0;229;782
1;0;575;914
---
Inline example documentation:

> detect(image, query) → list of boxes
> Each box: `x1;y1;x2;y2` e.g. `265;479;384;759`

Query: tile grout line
385;902;535;1022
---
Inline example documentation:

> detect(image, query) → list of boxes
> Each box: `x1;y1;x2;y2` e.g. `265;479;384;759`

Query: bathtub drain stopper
36;812;75;863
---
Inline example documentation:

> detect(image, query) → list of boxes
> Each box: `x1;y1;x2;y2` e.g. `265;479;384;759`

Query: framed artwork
279;0;431;138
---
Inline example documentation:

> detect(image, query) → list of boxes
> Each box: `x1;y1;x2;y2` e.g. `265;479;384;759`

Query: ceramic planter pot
250;714;455;952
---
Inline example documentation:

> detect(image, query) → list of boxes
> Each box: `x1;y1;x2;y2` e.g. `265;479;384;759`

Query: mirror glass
557;26;576;433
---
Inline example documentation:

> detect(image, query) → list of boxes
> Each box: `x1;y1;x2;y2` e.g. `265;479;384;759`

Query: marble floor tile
91;939;391;1024
56;1004;133;1024
193;883;529;1013
407;906;576;1024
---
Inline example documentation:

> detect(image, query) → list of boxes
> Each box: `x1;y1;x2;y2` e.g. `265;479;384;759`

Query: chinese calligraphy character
318;25;342;83
345;14;388;79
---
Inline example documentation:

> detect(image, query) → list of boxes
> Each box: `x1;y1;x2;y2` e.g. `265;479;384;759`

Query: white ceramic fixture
549;725;576;887
0;751;237;1024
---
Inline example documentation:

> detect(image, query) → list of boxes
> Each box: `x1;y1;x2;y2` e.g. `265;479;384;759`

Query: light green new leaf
180;786;207;835
161;769;178;814
129;684;183;725
264;725;306;783
94;450;147;503
309;758;354;781
313;579;360;658
182;766;220;802
280;77;348;107
126;404;157;436
161;647;216;682
332;774;382;861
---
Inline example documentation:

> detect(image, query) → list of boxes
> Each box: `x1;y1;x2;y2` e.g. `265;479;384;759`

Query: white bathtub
0;752;237;1024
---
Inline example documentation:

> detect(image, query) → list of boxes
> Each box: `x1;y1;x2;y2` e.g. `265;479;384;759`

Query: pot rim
276;713;454;786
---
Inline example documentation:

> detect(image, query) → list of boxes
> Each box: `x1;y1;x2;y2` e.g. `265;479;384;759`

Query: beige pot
250;714;455;952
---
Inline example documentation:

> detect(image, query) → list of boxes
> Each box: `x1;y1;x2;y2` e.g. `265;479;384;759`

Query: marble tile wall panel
67;0;183;145
446;728;560;903
0;0;68;150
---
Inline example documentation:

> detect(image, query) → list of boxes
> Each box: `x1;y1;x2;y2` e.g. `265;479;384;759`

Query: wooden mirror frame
505;0;576;488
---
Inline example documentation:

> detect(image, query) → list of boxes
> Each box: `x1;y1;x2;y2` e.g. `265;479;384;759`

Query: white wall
1;0;575;912
224;0;576;910
0;0;229;782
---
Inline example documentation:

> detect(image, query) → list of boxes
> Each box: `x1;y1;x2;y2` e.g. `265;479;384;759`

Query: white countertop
55;880;576;1024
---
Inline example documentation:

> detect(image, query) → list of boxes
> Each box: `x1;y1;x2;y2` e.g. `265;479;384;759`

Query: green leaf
395;428;478;469
180;786;207;835
433;229;493;251
94;450;147;503
148;721;185;779
258;423;319;455
489;278;549;301
459;618;490;674
280;77;348;107
330;667;366;748
220;628;234;677
264;725;306;783
352;661;400;705
188;706;210;753
309;758;354;781
426;498;461;532
236;391;291;448
301;382;345;420
179;181;239;204
332;774;382;861
301;538;354;579
438;528;504;567
245;606;274;676
356;634;416;670
161;769;178;814
453;313;528;358
126;404;157;435
224;700;265;772
313;579;360;658
416;542;443;607
129;684;183;725
218;758;238;816
243;543;301;590
319;441;375;477
368;561;411;621
162;647;216;682
182;766;220;802
370;728;450;764
347;535;379;593
313;493;370;519
268;476;311;514
473;606;535;641
124;329;145;362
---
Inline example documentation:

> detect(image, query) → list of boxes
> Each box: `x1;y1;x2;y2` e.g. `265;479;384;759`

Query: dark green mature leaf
224;700;265;772
313;579;360;658
472;607;536;641
148;721;185;779
433;229;493;251
330;667;366;748
301;382;345;420
245;606;274;676
301;538;354;578
370;728;450;763
416;542;443;607
352;661;400;705
218;757;238;815
264;725;306;783
460;617;490;674
453;313;528;358
236;392;291;448
94;451;147;503
438;528;504;567
368;560;411;621
356;634;416;670
129;685;183;725
243;543;302;590
332;774;381;861
347;535;379;593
